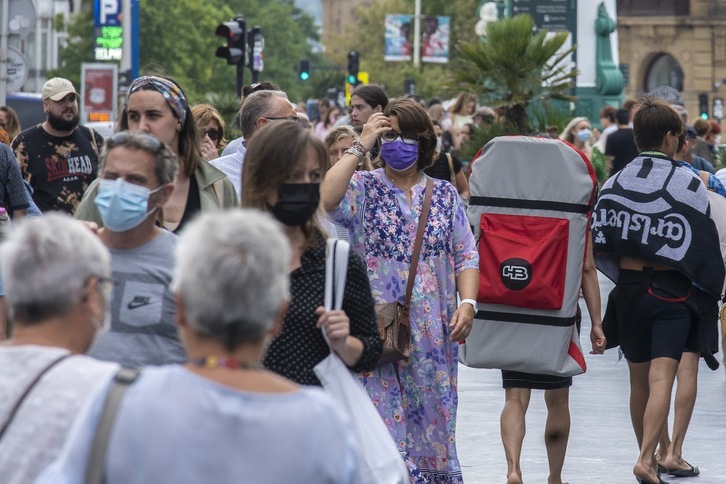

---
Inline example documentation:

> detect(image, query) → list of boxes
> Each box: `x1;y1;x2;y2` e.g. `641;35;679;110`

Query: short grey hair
239;90;289;138
0;213;111;323
172;209;290;350
99;130;179;185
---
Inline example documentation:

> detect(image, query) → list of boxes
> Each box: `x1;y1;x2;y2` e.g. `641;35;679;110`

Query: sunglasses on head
107;132;164;153
202;129;222;141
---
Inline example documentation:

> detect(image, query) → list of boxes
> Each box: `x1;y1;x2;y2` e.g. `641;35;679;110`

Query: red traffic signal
215;18;246;66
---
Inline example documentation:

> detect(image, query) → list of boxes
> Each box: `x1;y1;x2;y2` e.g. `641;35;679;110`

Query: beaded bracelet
351;139;367;153
344;146;365;167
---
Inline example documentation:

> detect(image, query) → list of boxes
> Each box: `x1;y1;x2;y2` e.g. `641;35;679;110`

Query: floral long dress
330;169;478;483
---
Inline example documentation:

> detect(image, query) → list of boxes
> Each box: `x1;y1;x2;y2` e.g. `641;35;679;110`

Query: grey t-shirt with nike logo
90;230;185;368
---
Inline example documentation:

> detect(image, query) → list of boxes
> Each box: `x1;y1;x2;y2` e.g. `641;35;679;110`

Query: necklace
386;171;421;191
191;356;262;370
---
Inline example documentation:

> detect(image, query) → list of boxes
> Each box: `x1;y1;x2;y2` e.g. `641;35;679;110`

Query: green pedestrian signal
298;59;311;81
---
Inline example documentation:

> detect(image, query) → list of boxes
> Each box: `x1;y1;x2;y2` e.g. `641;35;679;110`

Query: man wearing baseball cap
11;77;104;214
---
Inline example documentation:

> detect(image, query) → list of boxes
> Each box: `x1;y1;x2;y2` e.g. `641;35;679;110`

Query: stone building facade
617;0;726;121
321;0;372;47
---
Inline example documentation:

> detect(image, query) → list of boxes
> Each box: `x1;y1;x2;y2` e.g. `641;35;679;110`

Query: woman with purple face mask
321;98;479;483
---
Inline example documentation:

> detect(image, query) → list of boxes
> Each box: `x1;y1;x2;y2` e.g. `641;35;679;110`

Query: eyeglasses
202;129;222;141
107;131;164;153
264;116;300;123
88;275;116;300
380;131;419;145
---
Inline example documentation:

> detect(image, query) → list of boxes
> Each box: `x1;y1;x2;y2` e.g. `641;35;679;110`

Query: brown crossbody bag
376;177;433;365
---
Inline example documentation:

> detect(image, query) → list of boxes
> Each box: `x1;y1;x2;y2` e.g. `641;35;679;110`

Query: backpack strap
85;367;140;484
79;125;100;156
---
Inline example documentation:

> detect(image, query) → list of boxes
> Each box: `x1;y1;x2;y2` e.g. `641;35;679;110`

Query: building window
617;0;689;16
645;53;684;92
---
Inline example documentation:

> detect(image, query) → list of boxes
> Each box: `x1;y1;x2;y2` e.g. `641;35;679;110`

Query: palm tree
450;14;577;132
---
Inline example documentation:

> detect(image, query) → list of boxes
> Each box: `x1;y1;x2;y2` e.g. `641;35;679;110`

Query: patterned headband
128;76;188;125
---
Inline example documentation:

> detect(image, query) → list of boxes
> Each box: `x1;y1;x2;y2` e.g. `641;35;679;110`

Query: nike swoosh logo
127;301;152;310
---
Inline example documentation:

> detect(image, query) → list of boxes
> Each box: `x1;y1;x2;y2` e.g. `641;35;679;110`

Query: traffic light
215;17;246;66
298;59;311;81
699;92;709;119
347;51;359;85
118;69;132;89
248;25;264;82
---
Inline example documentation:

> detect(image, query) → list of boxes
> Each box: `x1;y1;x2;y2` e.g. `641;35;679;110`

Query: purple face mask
380;140;419;172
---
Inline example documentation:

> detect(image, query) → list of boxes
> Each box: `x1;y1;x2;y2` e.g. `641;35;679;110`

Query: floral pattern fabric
330;169;478;483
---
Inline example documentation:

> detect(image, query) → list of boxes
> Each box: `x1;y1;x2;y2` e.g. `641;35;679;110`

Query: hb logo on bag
501;258;531;290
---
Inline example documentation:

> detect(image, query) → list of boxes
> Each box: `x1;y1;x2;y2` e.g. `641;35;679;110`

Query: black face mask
272;183;320;226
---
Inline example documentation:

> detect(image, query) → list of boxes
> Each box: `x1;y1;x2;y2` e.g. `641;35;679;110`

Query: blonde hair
192;103;227;151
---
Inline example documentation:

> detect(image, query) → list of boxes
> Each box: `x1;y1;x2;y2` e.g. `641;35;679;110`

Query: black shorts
622;285;696;363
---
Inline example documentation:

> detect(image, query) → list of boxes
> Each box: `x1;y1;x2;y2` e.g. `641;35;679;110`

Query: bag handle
322;238;351;349
324;238;350;312
85;367;140;484
402;177;433;320
0;353;70;442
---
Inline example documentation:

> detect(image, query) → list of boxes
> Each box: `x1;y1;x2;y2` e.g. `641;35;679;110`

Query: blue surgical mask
95;178;162;232
577;129;592;143
380;140;419;172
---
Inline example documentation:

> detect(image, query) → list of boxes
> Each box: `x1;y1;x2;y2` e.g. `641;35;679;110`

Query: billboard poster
81;63;118;123
384;14;412;62
422;15;450;64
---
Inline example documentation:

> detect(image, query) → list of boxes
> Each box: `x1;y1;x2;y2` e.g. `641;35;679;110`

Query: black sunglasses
202;129;222;141
107;132;164;152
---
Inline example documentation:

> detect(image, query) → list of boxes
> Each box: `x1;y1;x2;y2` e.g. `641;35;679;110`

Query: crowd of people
0;73;724;484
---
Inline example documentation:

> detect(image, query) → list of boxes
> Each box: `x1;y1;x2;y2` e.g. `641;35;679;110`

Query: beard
47;109;80;132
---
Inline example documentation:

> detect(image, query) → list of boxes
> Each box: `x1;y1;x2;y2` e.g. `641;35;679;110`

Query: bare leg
501;387;530;484
632;356;680;483
544;387;570;484
656;421;670;470
663;351;699;472
627;360;650;448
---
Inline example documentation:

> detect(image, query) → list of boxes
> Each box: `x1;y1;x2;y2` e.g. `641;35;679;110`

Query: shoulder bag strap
402;177;433;316
85;367;140;484
0;353;71;442
446;153;455;183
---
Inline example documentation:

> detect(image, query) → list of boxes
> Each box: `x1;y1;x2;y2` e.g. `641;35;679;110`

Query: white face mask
714;135;722;145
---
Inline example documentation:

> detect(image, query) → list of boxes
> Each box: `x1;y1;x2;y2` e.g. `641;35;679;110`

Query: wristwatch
459;298;477;311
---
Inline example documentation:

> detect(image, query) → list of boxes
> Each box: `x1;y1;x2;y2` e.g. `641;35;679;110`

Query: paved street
456;274;726;483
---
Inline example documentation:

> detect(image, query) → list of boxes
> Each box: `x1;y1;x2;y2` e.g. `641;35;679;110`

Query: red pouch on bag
477;213;569;310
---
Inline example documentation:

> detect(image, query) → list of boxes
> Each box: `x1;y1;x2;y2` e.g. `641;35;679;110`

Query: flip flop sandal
667;462;700;478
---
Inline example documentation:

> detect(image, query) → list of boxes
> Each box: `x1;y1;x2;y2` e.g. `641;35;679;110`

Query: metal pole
0;0;9;106
413;0;421;67
121;0;131;73
131;0;140;78
236;64;244;100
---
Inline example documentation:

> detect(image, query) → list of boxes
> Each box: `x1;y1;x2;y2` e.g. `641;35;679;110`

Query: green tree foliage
450;14;577;132
324;0;480;100
50;0;318;103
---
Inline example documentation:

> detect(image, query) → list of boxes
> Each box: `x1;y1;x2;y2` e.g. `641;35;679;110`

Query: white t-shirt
38;365;364;483
0;346;118;484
